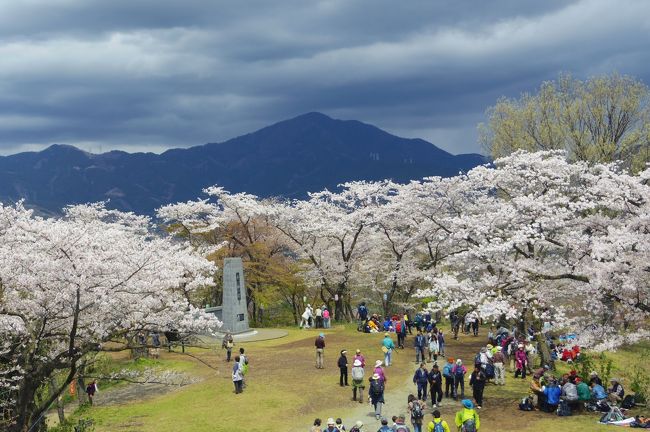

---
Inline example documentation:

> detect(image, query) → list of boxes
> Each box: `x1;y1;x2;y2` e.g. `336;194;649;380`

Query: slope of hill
0;112;486;214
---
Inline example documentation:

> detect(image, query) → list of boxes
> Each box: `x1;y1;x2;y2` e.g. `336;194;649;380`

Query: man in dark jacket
469;365;486;409
414;331;426;364
315;333;326;369
428;363;443;408
413;362;429;401
338;350;349;386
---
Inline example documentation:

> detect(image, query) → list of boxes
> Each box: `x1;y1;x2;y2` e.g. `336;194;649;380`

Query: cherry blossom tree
0;203;219;432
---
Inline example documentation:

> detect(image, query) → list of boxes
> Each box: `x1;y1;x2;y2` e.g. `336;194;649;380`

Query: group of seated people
528;368;626;413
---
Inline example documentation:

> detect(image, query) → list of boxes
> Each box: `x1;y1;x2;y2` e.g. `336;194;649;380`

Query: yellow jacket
455;408;480;430
427;418;451;432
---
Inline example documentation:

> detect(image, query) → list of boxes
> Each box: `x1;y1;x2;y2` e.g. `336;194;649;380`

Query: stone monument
205;257;250;334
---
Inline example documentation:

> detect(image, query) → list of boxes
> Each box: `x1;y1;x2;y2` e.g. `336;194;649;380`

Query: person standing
382;333;396;367
414;331;426;364
85;380;97;405
442;358;454;398
491;346;505;385
377;418;392;432
338;350;349;386
315;333;326;369
427;410;450;432
452;359;466;400
222;331;234;362
353;349;366;367
373;360;386;385
369;373;385;420
469;365;486;409
323;307;331;329
301;305;313;329
437;330;445;357
394;414;411;432
238;347;249;387
315;306;323;328
428;331;439;363
514;344;527;379
428;363;443;408
232;356;243;394
351;359;365;403
408;394;426;432
413;363;429;401
455;400;480;432
397;317;407;349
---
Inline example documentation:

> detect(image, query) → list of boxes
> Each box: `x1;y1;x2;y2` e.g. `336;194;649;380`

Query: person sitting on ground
455;399;480;432
576;377;591;403
349;420;363;432
310;418;322;432
561;376;579;403
377;417;392;432
542;378;562;413
427;410;450;432
530;373;545;410
591;380;608;401
589;371;603;386
608;378;625;404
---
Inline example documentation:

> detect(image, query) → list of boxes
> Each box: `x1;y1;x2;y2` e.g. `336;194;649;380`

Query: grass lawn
57;326;649;432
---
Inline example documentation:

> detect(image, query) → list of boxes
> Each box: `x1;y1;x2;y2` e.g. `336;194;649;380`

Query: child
427;409;450;432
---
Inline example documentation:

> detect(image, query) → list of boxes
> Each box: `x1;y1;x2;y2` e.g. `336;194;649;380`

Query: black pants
473;383;485;406
431;384;443;404
445;376;453;397
398;333;405;348
417;382;427;400
339;367;348;386
234;380;243;394
454;378;464;399
226;349;232;362
515;367;527;379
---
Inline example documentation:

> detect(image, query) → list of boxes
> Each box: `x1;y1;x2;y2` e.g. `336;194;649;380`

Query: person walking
414;331;427;364
338;350;349;386
377;418;392;432
85;380;97;405
428;331;439;363
427;410;450;432
491;346;505;385
408;394;426;432
349;420;364;432
232;356;244;394
373;360;386;385
428;363;443;408
315;333;326;369
398;316;407;348
351;359;365;403
394;414;411;432
469;365;486;409
452;359;467;400
413;363;429;401
455;399;480;432
443;358;454;398
382;333;396;367
369;373;385;420
437;330;445;357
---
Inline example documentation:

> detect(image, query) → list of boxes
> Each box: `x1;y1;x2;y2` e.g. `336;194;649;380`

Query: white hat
355;420;363;427
375;360;383;367
327;418;335;425
353;359;362;367
456;359;462;365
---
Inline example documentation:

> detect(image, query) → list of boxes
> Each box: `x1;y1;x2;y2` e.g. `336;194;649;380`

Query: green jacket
577;382;591;401
382;336;395;350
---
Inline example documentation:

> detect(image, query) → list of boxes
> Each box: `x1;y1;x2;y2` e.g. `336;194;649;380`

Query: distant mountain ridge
0;112;486;214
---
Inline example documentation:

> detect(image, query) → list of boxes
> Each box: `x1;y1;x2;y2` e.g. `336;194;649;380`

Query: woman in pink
514;344;528;379
354;349;365;367
322;308;331;328
373;360;386;384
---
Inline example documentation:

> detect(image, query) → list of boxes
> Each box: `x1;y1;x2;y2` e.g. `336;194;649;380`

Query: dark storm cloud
0;0;648;155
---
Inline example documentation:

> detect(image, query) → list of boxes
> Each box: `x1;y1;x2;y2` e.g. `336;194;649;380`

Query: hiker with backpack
369;373;385;420
455;399;480;432
382;332;396;367
408;394;426;432
491;346;505;385
452;359;467;400
414;330;427;364
469;365;486;409
351;359;365;403
428;363;443;408
413;363;429;401
442;358;455;398
427;410;450;432
394;414;411;432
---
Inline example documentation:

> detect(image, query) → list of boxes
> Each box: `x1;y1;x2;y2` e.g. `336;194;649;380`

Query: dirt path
341;330;484;430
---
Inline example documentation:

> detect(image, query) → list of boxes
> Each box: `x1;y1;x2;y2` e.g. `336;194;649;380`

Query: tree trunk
77;364;87;406
535;329;555;371
48;377;65;425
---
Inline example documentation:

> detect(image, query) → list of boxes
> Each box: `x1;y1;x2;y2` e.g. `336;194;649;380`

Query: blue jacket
413;368;429;385
592;384;607;400
415;334;426;348
544;385;562;405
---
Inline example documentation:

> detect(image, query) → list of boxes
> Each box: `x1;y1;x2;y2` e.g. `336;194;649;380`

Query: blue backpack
433;420;445;432
454;365;465;379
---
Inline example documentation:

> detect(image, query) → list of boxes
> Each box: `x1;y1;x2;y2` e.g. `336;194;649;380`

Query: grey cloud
0;0;648;155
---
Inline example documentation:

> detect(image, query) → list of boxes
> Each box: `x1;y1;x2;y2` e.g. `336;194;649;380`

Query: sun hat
462;399;474;409
372;373;380;379
456;359;462;365
384;332;390;336
341;349;347;354
375;360;383;367
356;349;361;353
327;418;335;425
353;359;362;367
319;333;324;337
355;421;363;427
486;344;493;349
590;371;598;377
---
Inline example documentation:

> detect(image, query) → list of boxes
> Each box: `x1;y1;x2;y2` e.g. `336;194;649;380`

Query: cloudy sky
1;0;649;155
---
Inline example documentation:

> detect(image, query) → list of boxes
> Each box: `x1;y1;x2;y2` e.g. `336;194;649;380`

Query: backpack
454;365;464;379
519;396;534;411
474;353;481;365
432;421;445;432
484;363;495;379
621;395;636;409
411;402;424;419
461;418;477;432
394;425;409;432
351;367;364;381
557;399;572;416
370;379;383;395
396;322;402;333
443;363;453;378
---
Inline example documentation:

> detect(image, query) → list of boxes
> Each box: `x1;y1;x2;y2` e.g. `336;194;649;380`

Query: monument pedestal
206;257;250;334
